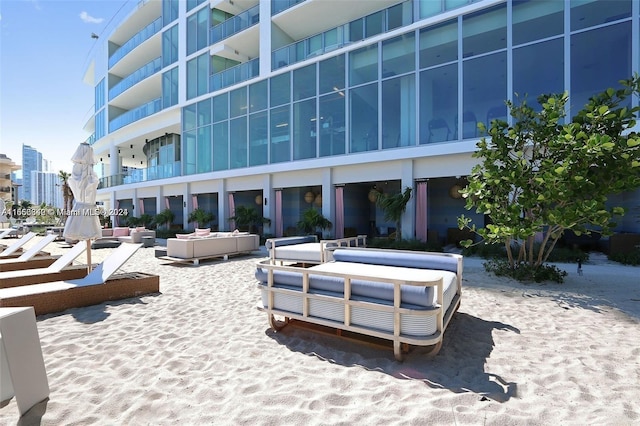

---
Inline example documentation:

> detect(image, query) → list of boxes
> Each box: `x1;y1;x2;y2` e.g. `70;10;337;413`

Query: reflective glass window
294;64;316;101
184;130;196;174
183;103;197;131
270;72;290;107
319;54;345;94
293;99;317;160
463;51;507;137
349;18;364;42
213;121;229;171
349;44;378;86
419;0;442;19
570;22;632;115
249;80;268;113
350;83;378;153
162;24;178;67
270;105;290;163
445;0;468;11
197;98;211;126
186;53;208;100
187;0;206;13
570;0;631;31
197;125;212;173
230;87;248;118
513;38;563;109
162;0;179;26
366;11;384;38
187;8;209;55
463;4;507;58
513;0;563;46
382;33;415;77
249;111;268;166
420;63;457;144
382;74;415;149
163;67;179;108
230;116;247;169
213;92;228;123
420;19;457;69
319;92;345;157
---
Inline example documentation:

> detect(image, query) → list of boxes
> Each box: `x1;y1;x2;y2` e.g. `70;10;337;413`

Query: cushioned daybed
256;247;462;361
162;230;259;265
265;235;367;264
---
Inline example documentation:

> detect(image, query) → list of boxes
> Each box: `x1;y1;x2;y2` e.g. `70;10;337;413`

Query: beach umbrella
63;143;102;272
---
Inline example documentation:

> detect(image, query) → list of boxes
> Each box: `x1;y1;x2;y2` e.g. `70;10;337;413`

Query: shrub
608;249;640;266
484;259;568;283
368;238;443;252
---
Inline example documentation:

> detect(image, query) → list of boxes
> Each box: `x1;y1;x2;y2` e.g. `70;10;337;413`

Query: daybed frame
256;248;462;361
266;235;367;265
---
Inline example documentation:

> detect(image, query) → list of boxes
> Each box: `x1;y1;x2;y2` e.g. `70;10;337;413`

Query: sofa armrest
167;238;194;259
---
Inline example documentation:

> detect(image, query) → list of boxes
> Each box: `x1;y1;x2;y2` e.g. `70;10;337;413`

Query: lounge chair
0;228;14;240
0;234;60;272
0;242;88;288
0;233;36;257
0;243;160;316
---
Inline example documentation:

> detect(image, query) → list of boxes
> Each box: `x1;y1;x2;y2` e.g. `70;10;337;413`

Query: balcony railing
210;58;259;91
271;0;307;16
109;17;162;69
210;4;259;45
85;133;96;146
109;57;162;100
272;1;412;71
98;161;182;188
109;98;162;133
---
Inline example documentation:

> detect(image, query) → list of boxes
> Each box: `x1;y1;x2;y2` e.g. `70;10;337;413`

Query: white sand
1;237;639;424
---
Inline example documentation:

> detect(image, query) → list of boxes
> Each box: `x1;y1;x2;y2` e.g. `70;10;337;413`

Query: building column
401;159;415;240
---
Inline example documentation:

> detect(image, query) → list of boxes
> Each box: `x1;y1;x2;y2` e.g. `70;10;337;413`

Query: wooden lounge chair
0;242;88;288
0;234;60;272
0;243;160;316
0;228;14;240
0;232;36;257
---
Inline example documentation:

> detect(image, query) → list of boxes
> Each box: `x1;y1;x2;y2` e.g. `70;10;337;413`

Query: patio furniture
265;235;367;265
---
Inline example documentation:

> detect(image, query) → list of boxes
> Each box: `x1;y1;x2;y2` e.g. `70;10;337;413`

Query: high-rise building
85;0;640;239
0;154;20;207
21;144;43;204
31;170;63;209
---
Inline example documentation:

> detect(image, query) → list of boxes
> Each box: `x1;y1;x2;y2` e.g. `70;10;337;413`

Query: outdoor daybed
162;230;259;265
265;235;368;264
256;247;462;361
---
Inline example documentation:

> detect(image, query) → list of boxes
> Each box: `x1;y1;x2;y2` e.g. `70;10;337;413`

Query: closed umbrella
63;143;102;272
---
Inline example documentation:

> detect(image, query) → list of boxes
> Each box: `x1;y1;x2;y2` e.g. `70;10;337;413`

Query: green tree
154;208;175;230
58;170;73;223
188;208;214;229
297;208;332;236
375;187;412;241
138;213;154;228
458;76;640;272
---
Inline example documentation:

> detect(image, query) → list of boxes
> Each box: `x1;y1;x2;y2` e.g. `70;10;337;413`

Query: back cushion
332;249;459;274
195;228;211;237
112;227;129;237
176;233;195;239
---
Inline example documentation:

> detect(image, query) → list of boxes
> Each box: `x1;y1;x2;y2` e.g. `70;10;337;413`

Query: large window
230;117;247;169
95;78;105;111
350;83;378;153
213;92;228;122
162;24;179;67
570;0;631;31
249;80;268;113
162;0;179;26
197;125;212;173
186;0;206;13
183;131;196;174
187;7;209;55
463;4;507;58
382;74;415;149
249;111;268;166
349;45;378;86
186;53;208;100
513;38;563;109
420;19;457;69
270;106;290;163
162;67;179;108
270;73;290;107
212;122;228;171
463;52;507;137
319;54;345;94
420;63;457;144
293;99;316;160
230;87;247;118
293;64;316;101
319;93;345;157
513;0;563;46
382;33;415;77
570;22;632;116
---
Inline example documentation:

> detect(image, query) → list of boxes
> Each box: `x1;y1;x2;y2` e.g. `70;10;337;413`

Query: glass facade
162;67;179;108
186;53;209;100
162;0;179;26
187;7;209;56
162;24;179;68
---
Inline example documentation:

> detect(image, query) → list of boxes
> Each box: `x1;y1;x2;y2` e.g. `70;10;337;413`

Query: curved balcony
210;4;259;45
109;17;162;69
210;58;259;91
109;57;162;100
109;98;162;133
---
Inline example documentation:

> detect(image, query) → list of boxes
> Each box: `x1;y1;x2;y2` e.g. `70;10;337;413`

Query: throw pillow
195;228;210;237
112;227;129;237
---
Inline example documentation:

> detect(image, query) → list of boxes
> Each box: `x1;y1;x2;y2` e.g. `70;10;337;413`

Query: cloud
79;11;104;24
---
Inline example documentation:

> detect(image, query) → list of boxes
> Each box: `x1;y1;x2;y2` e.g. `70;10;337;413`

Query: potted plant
153;208;175;230
297;208;332;239
375;187;412;241
229;205;270;233
188;208;215;229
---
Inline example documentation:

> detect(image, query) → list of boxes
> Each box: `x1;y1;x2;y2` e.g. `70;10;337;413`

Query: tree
297;208;332;236
58;170;73;224
458;76;640;273
375;187;412;241
154;208;175;230
188;208;214;229
229;205;270;233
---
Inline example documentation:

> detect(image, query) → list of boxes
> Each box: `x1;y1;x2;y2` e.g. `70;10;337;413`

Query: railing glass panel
98;161;182;188
109;17;162;69
210;58;259;91
109;57;162;100
109;98;162;133
210;4;259;44
271;0;307;16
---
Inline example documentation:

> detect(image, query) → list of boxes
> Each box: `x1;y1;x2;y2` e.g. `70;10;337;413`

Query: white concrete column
259;0;272;77
401;159;415;240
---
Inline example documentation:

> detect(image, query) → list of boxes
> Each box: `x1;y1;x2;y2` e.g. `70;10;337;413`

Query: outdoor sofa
256;247;462;361
265;235;368;265
163;230;259;265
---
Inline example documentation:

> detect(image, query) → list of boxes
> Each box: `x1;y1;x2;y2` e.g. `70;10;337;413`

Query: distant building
21;144;43;204
31;170;63;208
0;154;20;206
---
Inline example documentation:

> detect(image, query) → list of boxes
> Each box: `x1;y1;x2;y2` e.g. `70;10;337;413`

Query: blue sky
0;0;133;175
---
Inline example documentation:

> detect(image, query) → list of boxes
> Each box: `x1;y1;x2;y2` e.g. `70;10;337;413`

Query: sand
1;237;639;425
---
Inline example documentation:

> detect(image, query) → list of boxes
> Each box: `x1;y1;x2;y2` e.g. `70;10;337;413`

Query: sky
0;0;135;175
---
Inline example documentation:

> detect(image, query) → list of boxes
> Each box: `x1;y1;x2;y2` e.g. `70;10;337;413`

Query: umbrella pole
87;240;92;273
